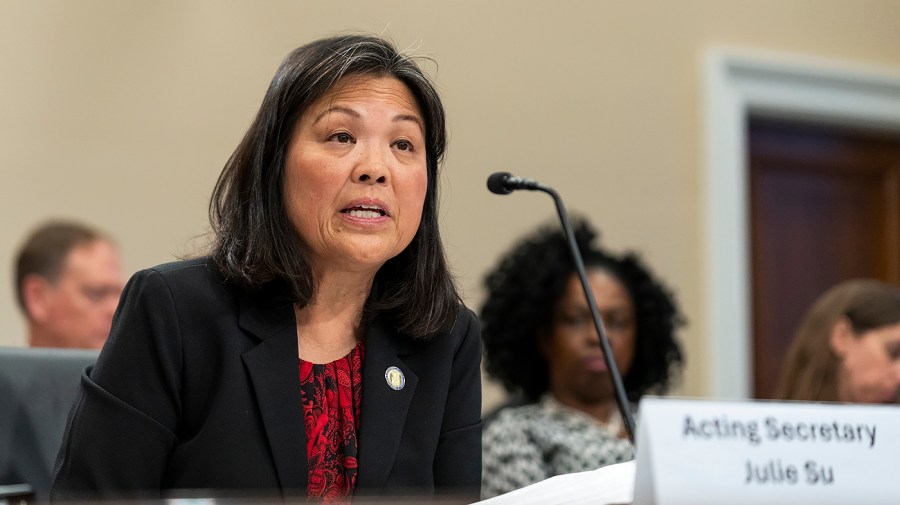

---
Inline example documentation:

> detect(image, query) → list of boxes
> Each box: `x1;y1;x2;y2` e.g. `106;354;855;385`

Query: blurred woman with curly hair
480;218;685;498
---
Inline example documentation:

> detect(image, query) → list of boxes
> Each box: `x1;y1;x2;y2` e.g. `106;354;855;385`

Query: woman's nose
584;318;603;346
353;145;389;184
357;172;386;183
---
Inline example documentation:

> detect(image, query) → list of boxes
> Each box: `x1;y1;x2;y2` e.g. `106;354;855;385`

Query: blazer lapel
357;317;418;490
238;293;308;492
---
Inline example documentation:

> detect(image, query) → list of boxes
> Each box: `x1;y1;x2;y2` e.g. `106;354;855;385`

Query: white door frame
703;48;900;399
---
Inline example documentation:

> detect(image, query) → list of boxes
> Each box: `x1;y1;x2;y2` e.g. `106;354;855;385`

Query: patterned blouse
481;395;634;499
299;342;365;502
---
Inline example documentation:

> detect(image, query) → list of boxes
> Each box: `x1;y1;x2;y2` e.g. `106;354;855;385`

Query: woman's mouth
341;203;388;219
584;355;609;372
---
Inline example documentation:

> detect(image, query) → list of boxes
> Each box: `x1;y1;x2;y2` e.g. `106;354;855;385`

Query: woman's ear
829;317;854;358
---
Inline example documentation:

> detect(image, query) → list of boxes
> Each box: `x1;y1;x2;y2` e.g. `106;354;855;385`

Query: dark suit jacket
50;258;482;500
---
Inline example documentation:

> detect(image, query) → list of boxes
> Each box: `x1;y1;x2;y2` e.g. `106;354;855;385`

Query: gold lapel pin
385;366;405;391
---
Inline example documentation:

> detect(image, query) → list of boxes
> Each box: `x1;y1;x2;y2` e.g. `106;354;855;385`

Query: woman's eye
887;344;900;360
560;313;589;328
330;132;354;144
393;139;413;152
605;317;631;331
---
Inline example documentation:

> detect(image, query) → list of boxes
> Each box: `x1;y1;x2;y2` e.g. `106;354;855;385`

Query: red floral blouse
299;342;365;501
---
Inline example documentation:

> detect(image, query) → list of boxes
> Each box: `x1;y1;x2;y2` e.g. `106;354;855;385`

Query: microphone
486;171;543;194
486;172;637;445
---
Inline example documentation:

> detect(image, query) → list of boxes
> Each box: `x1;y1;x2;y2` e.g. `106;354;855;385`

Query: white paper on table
472;460;635;505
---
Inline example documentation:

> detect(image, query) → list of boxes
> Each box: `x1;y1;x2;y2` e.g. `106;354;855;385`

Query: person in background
14;220;124;349
479;219;684;498
775;279;900;404
51;34;482;502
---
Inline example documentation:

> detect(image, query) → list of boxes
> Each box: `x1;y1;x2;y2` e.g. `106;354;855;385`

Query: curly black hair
480;218;685;403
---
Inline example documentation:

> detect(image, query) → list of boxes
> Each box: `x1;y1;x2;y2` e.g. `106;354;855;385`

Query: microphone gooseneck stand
487;172;637;445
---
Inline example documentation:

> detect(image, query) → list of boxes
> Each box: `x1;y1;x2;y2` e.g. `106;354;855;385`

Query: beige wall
2;0;900;407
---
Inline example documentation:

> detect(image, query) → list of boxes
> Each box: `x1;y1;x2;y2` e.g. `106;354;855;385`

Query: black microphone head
487;172;513;195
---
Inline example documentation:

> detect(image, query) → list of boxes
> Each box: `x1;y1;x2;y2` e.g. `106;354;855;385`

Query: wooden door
749;117;900;399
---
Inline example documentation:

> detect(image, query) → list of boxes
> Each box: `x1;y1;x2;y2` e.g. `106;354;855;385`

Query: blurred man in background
14;221;124;349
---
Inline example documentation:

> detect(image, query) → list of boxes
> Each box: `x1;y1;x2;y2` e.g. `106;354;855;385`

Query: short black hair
209;34;459;338
14;220;108;312
480;218;685;402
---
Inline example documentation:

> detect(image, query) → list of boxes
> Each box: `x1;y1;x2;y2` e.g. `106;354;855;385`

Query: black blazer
51;258;482;500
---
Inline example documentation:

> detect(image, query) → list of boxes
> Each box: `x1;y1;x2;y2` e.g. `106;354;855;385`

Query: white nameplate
633;397;900;505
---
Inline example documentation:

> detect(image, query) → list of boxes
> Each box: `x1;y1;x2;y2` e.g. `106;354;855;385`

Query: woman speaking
51;34;482;502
